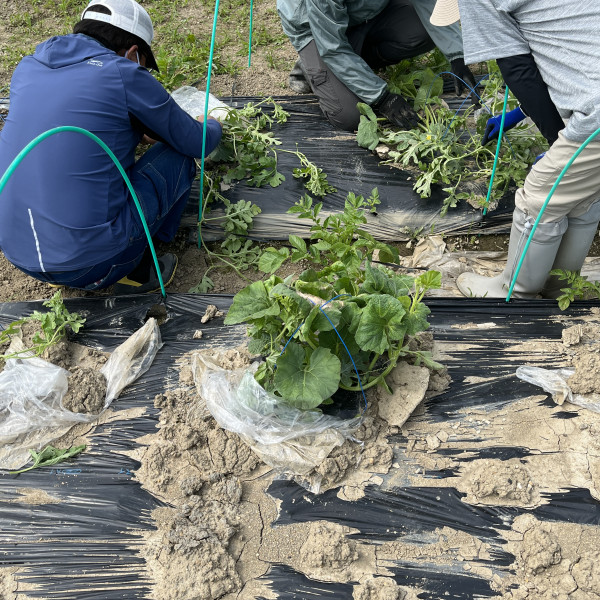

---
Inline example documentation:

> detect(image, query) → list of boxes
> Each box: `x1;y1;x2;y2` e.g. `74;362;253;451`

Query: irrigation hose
506;126;600;301
0;126;166;298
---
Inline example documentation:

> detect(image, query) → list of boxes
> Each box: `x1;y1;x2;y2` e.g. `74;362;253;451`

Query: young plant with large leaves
225;192;442;411
225;265;441;410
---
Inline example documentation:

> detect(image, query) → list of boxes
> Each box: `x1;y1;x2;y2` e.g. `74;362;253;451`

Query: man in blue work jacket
277;0;476;131
0;0;222;294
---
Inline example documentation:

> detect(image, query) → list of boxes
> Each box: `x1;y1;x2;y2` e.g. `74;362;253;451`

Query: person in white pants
430;0;600;299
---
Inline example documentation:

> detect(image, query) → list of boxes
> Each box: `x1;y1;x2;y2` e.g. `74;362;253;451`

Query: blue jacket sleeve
118;62;222;157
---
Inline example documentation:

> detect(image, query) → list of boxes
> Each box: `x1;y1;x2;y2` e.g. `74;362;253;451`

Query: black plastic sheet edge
0;295;599;599
181;95;513;243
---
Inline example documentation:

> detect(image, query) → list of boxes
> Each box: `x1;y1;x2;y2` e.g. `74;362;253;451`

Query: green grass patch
0;0;264;90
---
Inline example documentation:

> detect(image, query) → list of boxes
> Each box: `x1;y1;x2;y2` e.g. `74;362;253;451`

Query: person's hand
197;114;222;126
450;58;477;98
481;106;527;145
141;134;157;145
373;90;420;130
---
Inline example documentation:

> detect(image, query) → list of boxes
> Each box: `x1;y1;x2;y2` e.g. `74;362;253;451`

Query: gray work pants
297;0;435;131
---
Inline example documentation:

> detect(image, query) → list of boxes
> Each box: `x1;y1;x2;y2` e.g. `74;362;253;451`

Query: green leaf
274;343;341;410
360;263;412;298
357;117;380;151
356;103;380;151
557;295;572;311
355;295;407;354
415;270;442;292
223;164;247;182
10;444;86;474
314;240;332;251
303;304;342;335
189;274;214;294
224;281;281;325
405;302;431;336
299;268;320;282
294;279;336;300
258;247;290;274
415;169;436;197
269;284;313;317
413;68;444;109
333;276;357;296
268;171;286;187
377;244;400;264
357;102;377;121
289;235;307;253
247;334;271;356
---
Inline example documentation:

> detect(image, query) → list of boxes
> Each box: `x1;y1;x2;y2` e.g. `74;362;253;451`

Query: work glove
373;90;420;130
482;106;526;145
450;58;477;97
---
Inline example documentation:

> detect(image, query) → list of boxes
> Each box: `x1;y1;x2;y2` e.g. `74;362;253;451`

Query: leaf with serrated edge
224;281;280;325
258;248;289;274
355;295;407;354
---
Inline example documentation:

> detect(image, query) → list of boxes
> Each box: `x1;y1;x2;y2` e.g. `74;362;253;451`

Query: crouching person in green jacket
277;0;475;131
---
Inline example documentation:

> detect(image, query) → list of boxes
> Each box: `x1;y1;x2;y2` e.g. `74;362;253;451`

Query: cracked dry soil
130;313;600;600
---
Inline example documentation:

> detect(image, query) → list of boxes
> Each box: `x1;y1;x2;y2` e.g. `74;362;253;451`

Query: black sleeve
129;112;167;145
497;53;564;145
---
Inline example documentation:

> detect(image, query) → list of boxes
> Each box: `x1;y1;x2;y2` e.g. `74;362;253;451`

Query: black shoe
113;253;178;295
288;58;312;94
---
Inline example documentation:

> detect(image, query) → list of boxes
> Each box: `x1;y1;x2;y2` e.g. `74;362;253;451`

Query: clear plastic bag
101;317;163;405
170;86;230;121
192;353;362;478
516;366;600;413
0;318;162;470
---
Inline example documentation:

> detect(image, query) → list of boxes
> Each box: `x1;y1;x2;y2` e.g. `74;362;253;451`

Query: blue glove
533;152;546;165
481;106;526;145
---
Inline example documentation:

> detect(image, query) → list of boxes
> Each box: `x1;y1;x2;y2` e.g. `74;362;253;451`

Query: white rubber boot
542;201;600;298
457;208;567;299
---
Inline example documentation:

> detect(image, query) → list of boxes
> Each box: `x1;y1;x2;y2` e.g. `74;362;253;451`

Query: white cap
430;0;460;26
81;0;158;70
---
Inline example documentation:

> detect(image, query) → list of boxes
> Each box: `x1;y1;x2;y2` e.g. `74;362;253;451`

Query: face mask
135;51;140;65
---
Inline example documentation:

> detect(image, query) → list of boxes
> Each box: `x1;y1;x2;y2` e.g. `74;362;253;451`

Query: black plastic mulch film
1;294;599;599
183;95;513;243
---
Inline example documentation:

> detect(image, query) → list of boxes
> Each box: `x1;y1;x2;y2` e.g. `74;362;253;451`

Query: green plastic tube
198;0;221;248
483;86;509;216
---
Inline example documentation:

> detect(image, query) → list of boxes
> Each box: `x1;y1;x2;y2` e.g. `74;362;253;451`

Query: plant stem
340;358;398;392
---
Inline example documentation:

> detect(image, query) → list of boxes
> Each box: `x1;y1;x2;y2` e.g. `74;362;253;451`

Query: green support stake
248;0;254;67
483;86;509;216
198;0;221;249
